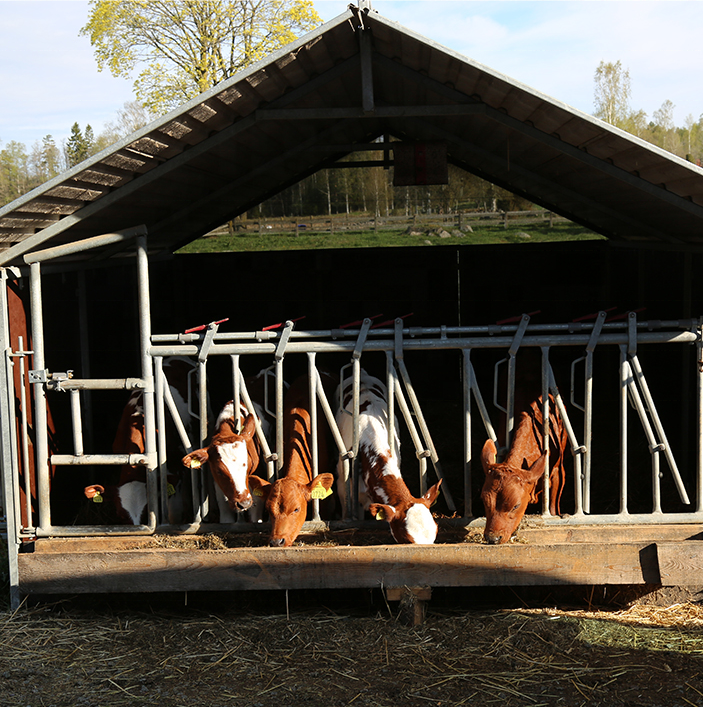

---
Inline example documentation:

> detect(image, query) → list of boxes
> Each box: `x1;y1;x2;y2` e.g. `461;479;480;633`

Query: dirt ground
1;585;703;707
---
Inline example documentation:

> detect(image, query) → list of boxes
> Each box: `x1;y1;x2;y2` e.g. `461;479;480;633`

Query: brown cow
480;395;568;544
249;372;336;547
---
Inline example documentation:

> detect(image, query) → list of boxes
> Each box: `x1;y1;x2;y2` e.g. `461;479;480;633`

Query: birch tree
81;0;321;114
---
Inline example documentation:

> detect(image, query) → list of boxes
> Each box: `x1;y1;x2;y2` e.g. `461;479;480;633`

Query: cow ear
422;479;443;506
481;439;497;473
369;503;397;522
242;413;257;439
307;472;334;500
84;484;105;500
525;451;548;484
182;448;209;469
248;474;272;500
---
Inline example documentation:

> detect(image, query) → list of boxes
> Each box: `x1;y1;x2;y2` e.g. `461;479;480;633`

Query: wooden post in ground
386;586;432;626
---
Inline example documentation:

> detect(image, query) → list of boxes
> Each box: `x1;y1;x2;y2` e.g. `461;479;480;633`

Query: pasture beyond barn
3;2;703;610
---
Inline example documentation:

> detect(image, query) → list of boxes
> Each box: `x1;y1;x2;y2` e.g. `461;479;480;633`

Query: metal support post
462;349;473;518
135;235;157;532
0;268;21;608
28;261;51;532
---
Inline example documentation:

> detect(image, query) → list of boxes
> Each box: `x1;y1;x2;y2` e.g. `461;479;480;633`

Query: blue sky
1;1;702;150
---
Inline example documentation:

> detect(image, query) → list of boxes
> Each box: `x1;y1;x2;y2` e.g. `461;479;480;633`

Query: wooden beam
656;541;703;585
18;540;663;595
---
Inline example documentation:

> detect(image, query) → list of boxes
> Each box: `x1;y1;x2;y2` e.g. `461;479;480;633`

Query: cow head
182;414;259;513
369;479;443;544
249;472;334;547
480;438;547;544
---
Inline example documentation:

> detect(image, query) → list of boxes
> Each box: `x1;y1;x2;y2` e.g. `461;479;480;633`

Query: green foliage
594;60;632;127
177;221;604;254
64;122;95;167
0;141;30;204
594;60;703;164
80;0;322;113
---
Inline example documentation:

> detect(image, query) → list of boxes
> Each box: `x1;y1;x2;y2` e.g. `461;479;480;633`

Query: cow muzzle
484;532;505;545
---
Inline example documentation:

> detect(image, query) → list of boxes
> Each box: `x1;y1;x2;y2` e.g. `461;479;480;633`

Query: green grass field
177;221;605;254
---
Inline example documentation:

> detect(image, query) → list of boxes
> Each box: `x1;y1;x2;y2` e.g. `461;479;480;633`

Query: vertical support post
540;347;551;516
359;27;375;114
69;389;83;457
0;268;21;608
462;349;472;518
502;314;530;449
76;270;93;450
16;338;32;530
135;234;157;531
232;354;241;432
582;311;606;513
619;345;629;515
307;353;320;521
697;320;703;513
28;261;51;532
154;356;169;523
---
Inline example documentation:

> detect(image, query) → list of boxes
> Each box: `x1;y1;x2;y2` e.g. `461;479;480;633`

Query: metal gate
2;228;702;606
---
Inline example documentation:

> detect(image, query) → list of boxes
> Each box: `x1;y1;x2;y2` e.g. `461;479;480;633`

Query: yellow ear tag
375;508;385;521
310;482;333;500
92;493;103;504
167;483;176;497
189;458;201;469
253;488;264;497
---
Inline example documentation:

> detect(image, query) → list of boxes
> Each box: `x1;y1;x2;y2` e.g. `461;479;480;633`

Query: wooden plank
28;523;703;554
18;541;659;595
657;541;703;586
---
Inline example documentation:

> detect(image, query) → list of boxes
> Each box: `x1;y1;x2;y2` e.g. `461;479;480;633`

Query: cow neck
361;447;414;507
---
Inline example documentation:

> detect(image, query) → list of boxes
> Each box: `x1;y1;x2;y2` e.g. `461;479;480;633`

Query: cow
248;372;336;547
480;395;568;544
84;357;206;525
181;399;270;523
336;371;442;544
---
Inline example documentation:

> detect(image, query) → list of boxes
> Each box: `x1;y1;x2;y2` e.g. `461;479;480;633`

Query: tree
30;136;62;183
80;0;322;114
593;60;632;127
0;141;30;205
65;122;95;167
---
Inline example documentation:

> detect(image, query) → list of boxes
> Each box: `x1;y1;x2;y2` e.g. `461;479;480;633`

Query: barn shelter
2;2;703;611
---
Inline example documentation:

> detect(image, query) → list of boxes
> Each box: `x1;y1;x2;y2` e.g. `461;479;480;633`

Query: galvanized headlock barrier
2;227;703;560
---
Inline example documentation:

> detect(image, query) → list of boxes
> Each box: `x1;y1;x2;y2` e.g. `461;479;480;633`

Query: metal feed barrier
2;228;703;606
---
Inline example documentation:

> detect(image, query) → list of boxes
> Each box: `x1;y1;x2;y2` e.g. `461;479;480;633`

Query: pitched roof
2;4;703;267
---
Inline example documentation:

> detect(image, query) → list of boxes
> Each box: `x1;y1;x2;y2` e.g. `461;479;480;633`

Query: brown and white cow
84;357;205;525
480;395;568;544
336;371;442;544
248;372;336;547
181;401;269;523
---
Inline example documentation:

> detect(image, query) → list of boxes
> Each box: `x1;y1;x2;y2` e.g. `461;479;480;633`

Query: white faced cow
182;398;270;523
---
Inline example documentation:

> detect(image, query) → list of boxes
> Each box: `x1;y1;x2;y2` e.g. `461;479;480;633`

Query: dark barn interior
2;2;703;605
33;238;701;526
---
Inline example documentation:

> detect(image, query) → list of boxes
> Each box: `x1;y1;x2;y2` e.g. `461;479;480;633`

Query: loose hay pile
1;597;701;706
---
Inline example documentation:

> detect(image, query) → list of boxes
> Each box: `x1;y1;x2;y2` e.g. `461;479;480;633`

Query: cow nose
484;533;503;545
269;537;285;547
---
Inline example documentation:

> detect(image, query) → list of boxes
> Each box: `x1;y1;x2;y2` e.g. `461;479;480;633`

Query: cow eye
512;503;520;512
293;507;301;514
